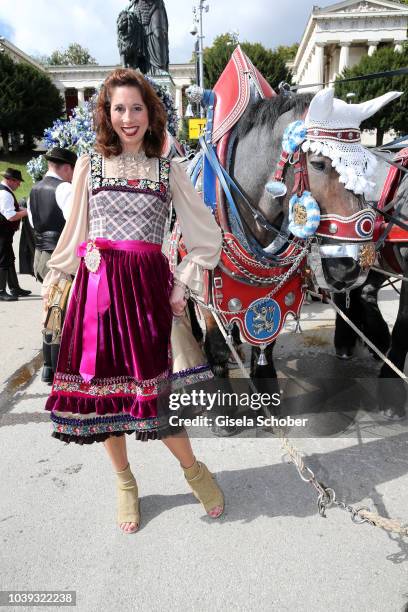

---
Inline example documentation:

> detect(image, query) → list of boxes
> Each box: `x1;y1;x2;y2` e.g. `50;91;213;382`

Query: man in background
28;147;77;383
28;147;77;282
0;168;30;301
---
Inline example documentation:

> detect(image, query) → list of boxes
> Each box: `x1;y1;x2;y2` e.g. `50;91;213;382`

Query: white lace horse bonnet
302;88;402;197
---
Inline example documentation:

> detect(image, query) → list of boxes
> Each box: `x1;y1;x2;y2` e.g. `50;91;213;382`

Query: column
367;41;378;56
77;87;85;106
394;42;403;53
175;87;183;121
314;43;325;89
338;43;350;74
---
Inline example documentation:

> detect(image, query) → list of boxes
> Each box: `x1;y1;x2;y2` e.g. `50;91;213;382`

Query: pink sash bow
77;238;161;383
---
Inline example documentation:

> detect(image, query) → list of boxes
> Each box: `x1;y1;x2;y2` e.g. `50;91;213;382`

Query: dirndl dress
45;153;212;443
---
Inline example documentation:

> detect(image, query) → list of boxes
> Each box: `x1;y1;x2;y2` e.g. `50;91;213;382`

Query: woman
42;68;224;534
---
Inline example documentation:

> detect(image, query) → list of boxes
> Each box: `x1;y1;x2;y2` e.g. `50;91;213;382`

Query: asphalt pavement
1;272;408;612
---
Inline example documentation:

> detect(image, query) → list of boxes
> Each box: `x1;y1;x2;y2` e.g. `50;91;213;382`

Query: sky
0;0;332;65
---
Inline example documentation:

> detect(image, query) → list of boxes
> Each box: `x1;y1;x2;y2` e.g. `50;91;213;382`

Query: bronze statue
117;0;169;75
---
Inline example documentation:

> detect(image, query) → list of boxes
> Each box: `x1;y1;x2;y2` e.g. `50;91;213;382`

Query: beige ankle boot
183;460;224;518
116;464;140;533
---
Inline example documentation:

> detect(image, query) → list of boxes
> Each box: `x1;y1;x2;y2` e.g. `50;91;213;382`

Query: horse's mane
237;93;313;139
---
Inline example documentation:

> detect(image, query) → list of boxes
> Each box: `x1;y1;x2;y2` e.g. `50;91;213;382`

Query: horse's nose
320;257;369;292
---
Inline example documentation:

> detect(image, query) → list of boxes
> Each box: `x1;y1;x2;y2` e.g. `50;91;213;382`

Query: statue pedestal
145;70;175;100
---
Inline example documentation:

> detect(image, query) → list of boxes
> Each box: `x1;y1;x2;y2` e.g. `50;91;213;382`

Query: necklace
115;150;152;179
119;150;146;161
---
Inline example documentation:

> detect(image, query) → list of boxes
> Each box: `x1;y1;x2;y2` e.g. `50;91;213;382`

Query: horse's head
233;88;401;292
300;88;401;291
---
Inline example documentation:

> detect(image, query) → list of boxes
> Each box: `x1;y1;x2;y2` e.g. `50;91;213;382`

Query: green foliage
203;34;292;90
275;43;299;62
47;43;97;66
334;45;408;145
0;53;64;148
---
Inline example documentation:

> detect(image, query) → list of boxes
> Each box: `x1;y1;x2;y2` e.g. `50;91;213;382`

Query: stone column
338;43;350;74
77;88;85;106
175;87;183;121
394;42;403;53
314;43;325;88
367;41;378;56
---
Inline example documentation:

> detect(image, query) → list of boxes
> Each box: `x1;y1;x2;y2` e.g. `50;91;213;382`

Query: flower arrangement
26;155;48;182
27;80;179;181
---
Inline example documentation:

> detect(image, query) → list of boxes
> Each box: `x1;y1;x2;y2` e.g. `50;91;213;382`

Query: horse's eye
310;160;326;172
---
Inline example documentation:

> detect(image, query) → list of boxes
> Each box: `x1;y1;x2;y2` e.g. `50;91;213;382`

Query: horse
182;101;379;433
333;148;408;421
178;48;400;435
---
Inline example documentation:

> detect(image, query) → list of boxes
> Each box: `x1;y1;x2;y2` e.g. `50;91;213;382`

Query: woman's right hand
170;284;187;317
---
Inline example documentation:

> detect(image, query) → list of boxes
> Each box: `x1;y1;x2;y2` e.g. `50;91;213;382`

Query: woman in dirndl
42;68;224;534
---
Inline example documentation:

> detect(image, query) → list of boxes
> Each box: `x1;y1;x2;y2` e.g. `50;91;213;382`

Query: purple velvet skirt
46;240;175;443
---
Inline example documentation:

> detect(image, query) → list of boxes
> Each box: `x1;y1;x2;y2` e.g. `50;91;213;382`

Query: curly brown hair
94;68;167;158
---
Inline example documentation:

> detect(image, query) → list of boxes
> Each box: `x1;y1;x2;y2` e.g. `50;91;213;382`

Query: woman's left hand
170;284;187;317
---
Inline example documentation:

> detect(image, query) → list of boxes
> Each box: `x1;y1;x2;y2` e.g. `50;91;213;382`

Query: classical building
46;63;195;118
0;37;195;121
292;0;408;91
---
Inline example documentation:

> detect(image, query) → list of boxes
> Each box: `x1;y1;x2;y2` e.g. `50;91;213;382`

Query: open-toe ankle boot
183;460;224;518
116;464;140;534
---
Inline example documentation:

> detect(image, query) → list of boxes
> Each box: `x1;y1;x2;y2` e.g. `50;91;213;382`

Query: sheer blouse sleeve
169;159;222;295
41;154;90;298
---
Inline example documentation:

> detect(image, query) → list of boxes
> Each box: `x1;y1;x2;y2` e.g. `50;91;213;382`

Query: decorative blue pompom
288;191;320;239
282;120;307;154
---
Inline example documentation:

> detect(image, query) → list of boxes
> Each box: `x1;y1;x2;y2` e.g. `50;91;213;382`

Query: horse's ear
305;88;334;125
355;91;403;122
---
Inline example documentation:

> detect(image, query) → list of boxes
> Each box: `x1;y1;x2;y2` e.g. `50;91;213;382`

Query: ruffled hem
51;428;136;445
45;392;160;420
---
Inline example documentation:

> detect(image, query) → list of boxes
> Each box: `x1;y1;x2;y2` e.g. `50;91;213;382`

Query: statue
117;0;169;75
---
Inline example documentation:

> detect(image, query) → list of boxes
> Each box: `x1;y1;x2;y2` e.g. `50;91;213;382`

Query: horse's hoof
379;407;406;422
211;423;238;437
335;347;353;360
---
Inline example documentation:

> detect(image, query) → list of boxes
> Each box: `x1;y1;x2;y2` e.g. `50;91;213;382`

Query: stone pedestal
145;70;175;101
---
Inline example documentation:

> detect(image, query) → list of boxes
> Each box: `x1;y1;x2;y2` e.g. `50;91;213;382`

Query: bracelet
173;278;190;299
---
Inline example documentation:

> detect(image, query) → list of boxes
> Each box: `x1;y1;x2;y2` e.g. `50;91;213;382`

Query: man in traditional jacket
28;147;77;282
28;147;77;383
0;168;29;301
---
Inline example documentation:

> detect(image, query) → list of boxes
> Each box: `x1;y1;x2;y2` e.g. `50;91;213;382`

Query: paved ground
1;271;408;612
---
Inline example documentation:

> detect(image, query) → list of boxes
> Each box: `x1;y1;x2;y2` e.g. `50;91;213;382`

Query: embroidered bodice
88;151;170;243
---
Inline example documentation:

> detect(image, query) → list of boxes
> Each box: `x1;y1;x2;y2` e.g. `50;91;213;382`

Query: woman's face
110;85;149;153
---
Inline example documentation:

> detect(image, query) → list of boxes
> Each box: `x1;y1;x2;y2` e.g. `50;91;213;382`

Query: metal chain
224;236;307;272
206;240;311;316
190;294;408;538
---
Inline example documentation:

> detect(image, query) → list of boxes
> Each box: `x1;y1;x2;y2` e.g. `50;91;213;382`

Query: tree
0;52;63;150
47;43;97;66
335;45;408;146
275;43;299;62
202;34;292;90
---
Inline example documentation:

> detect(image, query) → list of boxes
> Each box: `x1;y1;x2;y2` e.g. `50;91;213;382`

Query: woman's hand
170;284;187;317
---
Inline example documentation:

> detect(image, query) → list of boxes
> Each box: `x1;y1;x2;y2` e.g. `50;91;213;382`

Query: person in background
0;168;30;302
28;147;77;282
27;147;77;383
